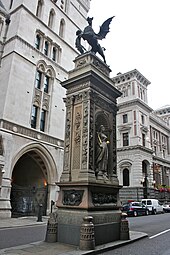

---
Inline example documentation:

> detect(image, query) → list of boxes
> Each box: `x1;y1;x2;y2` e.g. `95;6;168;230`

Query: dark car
122;202;149;217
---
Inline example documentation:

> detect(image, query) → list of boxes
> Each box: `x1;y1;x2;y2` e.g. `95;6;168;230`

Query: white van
141;199;164;215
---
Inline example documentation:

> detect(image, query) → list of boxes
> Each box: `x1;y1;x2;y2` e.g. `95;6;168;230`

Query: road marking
150;229;170;239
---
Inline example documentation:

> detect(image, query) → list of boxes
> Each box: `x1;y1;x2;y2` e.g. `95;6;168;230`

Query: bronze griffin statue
75;16;115;64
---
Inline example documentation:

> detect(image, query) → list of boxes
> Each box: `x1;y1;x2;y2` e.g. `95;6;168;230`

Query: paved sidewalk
0;216;48;229
0;217;148;255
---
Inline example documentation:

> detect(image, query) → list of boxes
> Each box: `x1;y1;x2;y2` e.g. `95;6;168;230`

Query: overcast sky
88;0;170;110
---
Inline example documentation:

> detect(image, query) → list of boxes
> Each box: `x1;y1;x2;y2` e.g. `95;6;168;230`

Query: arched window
36;0;43;18
59;19;65;38
48;9;55;29
123;168;129;186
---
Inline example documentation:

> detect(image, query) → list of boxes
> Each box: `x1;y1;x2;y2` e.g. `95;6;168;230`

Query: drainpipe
0;14;10;67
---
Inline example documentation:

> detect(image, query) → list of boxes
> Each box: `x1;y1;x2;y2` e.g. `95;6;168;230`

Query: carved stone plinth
57;52;122;246
79;216;95;250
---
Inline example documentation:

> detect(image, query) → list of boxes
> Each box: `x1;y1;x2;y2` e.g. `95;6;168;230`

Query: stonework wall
0;0;90;217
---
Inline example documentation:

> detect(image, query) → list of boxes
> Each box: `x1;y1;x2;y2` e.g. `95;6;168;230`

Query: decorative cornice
117;145;153;154
4;35;67;75
0;119;64;148
153;155;170;165
118;98;153;112
118;124;132;132
150;113;170;132
112;69;151;87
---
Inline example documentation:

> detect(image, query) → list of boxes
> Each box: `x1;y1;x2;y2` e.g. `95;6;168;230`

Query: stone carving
92;192;117;205
64;107;71;170
63;190;84;206
76;57;87;68
81;100;89;168
95;125;109;178
79;216;95;250
74;111;81;144
93;59;110;76
112;115;117;174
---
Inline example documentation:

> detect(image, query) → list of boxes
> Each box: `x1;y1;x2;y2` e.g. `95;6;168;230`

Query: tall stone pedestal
57;52;122;247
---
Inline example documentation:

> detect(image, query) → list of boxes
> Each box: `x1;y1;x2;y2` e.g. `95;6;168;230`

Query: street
0;224;47;249
103;213;170;255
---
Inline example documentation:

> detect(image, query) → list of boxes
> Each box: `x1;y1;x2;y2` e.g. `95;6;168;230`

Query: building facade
0;0;90;217
154;105;170;126
113;70;170;203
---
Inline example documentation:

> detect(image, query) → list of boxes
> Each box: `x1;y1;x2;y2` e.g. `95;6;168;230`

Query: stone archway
11;151;48;217
10;143;58;217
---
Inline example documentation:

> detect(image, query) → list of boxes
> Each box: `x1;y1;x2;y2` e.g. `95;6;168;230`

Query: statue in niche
95;125;109;178
75;16;115;64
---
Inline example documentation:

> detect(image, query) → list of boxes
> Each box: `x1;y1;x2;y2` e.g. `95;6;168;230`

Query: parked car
121;202;149;217
163;202;170;213
141;199;164;214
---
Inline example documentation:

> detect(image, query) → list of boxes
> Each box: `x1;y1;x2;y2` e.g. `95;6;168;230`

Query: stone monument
56;51;122;247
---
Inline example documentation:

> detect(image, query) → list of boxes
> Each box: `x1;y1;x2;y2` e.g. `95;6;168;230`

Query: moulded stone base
57;209;121;246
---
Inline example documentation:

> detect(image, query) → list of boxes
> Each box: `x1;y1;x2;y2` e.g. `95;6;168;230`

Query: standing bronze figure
75;16;115;64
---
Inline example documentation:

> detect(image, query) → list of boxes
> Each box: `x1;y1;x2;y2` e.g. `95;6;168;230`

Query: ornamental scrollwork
92;192;117;205
63;190;84;206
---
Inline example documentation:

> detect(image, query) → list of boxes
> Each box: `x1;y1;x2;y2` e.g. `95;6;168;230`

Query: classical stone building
112;69;170;203
154;105;170;126
0;0;90;217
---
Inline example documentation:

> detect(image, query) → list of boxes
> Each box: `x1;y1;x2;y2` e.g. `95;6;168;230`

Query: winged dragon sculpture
75;16;115;64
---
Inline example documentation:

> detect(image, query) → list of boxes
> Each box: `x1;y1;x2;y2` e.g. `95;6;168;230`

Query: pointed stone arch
10;142;58;216
11;142;58;183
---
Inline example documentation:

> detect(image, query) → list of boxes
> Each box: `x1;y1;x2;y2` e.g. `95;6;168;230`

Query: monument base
56;182;122;246
57;209;121;246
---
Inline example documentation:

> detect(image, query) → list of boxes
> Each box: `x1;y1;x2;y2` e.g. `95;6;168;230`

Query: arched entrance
11;150;48;217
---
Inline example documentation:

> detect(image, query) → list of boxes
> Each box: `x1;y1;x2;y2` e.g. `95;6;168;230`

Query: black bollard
37;203;43;222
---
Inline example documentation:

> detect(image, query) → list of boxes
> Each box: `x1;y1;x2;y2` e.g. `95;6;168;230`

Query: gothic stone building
0;0;90;218
113;69;170;203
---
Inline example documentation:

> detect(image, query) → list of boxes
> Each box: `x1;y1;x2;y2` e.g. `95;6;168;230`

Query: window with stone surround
35;31;61;63
123;168;129;186
123;114;128;123
36;0;44;18
123;132;129;146
31;62;55;132
44;41;49;56
35;34;41;50
48;9;55;29
35;70;42;89
59;18;65;38
31;105;38;129
142;133;146;146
